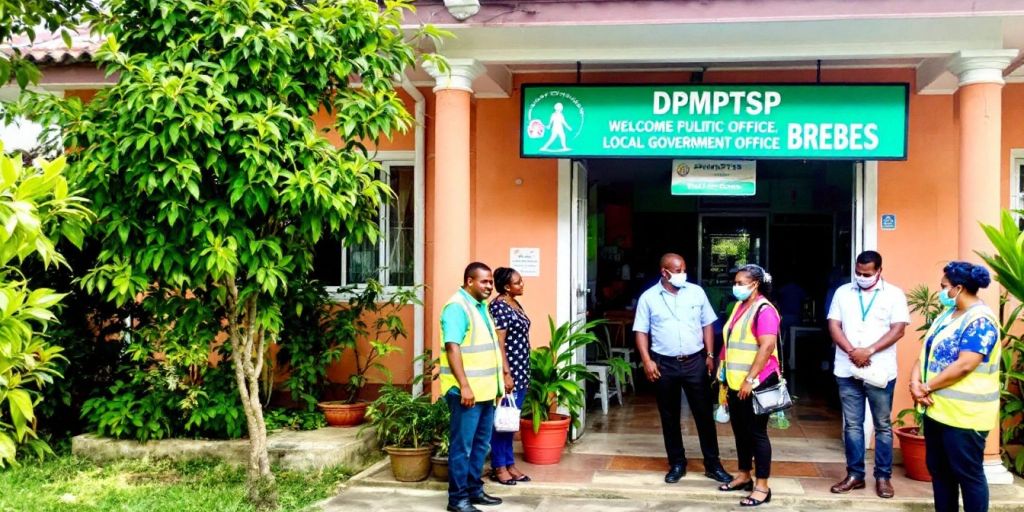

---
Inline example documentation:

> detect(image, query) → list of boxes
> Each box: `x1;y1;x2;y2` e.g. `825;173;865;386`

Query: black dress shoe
469;492;503;506
664;464;687;483
704;465;734;484
446;500;482;512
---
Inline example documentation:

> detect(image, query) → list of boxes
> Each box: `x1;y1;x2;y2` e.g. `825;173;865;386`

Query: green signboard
520;84;908;159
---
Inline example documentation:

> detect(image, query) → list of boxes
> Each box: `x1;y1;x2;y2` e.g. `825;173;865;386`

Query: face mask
732;284;754;301
667;272;687;288
855;274;879;289
939;286;960;308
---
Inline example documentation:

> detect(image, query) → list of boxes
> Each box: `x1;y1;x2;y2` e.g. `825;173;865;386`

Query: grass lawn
0;456;352;512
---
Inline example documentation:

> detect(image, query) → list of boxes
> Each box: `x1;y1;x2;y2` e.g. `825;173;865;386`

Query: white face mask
667;272;687;288
855;273;879;289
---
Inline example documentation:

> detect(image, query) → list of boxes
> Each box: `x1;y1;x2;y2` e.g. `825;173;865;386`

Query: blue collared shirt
633;282;717;357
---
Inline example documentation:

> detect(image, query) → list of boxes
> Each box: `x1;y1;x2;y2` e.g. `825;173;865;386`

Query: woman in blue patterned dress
488;267;532;485
909;261;1000;512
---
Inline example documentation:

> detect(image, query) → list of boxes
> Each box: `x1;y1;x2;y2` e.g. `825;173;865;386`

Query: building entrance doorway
575;158;859;429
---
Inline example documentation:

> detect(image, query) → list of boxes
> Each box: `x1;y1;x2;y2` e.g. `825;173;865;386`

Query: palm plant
521;317;627;433
978;210;1024;475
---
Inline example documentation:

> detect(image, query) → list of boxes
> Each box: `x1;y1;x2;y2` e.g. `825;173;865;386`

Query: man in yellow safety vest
440;262;505;512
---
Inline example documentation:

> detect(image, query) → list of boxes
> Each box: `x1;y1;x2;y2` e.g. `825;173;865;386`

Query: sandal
740;487;772;507
508;465;531;482
489;468;517;486
719;479;754;492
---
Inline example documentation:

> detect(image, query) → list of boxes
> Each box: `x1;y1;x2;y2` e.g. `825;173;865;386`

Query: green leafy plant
427;398;450;457
274;278;341;412
263;408;327;432
894;407;925;435
81;361;247;442
907;284;943;338
327;280;421;404
521;317;626;434
0;148;93;467
978;210;1024;476
363;385;434;449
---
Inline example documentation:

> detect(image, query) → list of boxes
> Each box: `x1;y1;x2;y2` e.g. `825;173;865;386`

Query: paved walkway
320;486;919;512
322;395;1024;511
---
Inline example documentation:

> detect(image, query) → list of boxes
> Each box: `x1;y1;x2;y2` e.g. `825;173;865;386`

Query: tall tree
62;0;441;507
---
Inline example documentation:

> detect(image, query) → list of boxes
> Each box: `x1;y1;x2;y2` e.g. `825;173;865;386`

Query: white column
947;48;1018;486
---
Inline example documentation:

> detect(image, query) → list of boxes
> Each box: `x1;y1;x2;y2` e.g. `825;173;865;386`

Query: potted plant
313;280;420;426
519;317;628;465
428;399;451;480
364;384;437;482
894;407;930;481
898;284;945;482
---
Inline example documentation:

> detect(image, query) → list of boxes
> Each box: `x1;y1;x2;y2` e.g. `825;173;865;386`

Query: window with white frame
313;161;416;288
1013;150;1024;229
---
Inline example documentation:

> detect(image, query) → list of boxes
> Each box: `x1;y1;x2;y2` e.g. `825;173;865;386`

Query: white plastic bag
714;404;730;424
493;392;520;433
851;364;889;388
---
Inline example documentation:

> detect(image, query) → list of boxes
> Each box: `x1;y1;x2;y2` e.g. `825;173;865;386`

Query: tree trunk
227;281;278;510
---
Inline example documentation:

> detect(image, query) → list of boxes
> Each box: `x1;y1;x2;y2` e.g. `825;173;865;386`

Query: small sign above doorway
671;159;756;196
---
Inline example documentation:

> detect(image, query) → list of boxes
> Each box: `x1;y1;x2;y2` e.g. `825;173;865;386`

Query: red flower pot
317;401;368;427
520;414;570;465
895;426;931;482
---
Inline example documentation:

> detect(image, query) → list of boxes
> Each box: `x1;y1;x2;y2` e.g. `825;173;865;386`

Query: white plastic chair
585;364;623;414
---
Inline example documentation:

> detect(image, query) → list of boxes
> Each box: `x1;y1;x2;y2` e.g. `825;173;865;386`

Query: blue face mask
732;284;754;301
939;286;961;308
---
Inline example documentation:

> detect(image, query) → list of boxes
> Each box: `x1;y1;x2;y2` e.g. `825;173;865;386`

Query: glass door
697;214;768;319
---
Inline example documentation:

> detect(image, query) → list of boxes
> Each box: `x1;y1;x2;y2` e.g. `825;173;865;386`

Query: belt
654;350;707;362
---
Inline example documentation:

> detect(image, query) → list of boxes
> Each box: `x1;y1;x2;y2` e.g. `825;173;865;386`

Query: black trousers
726;373;778;479
652;351;721;468
924;415;989;512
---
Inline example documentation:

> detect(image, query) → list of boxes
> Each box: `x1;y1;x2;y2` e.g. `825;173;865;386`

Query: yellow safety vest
722;298;781;391
919;304;1001;431
439;292;503;401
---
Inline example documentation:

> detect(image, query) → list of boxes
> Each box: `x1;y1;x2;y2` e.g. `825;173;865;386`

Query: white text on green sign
520;84;908;159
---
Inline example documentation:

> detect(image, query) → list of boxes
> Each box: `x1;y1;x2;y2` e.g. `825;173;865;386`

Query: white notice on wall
510;248;541;277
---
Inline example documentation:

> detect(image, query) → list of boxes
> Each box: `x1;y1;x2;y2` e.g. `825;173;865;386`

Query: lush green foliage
263;408;326;432
0;455;351;511
521;318;625;434
276;279;419;410
907;284;943;340
978;210;1024;475
364;385;436;449
43;0;440;504
0;149;92;467
427;398;450;457
81;363;247;442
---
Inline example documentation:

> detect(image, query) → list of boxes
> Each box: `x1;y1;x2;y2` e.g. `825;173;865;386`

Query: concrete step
336;457;1024;511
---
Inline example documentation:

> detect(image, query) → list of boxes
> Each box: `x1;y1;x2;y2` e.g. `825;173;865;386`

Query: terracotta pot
317;401;368;427
520;413;570;465
895;426;931;482
431;455;449;481
386;445;433;482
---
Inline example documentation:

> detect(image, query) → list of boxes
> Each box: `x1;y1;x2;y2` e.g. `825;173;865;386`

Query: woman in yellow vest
717;264;782;507
910;261;1000;512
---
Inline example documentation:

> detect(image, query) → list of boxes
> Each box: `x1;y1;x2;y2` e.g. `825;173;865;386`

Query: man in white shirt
633;253;732;485
826;251;909;499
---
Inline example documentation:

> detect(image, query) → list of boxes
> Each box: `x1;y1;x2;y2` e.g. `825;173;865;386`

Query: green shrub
0;149;92;467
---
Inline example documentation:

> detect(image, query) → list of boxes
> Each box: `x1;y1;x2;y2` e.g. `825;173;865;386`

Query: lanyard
857;287;880;322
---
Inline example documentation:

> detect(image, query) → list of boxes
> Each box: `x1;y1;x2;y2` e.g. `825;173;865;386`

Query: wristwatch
745;376;760;387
